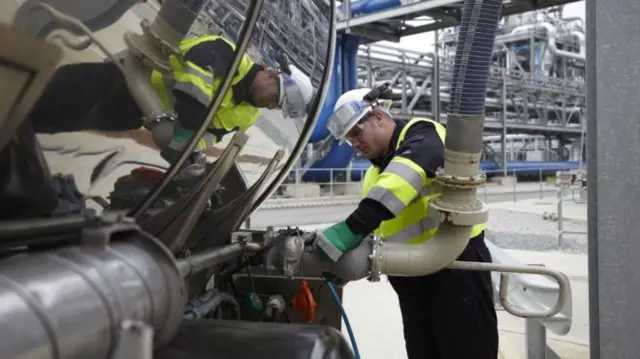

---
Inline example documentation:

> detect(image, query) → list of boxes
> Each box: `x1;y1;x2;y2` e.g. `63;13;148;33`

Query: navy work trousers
388;231;499;359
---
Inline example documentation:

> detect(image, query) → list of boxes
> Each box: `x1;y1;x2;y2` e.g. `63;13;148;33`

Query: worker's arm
314;122;444;262
347;121;444;235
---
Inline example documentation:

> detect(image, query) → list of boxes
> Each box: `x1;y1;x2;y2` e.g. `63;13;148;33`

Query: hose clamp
368;234;383;282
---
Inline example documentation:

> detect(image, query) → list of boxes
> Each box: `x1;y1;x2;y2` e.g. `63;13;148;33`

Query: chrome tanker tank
2;0;333;248
0;1;351;359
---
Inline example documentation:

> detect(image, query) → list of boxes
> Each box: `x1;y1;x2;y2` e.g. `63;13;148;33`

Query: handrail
447;260;571;319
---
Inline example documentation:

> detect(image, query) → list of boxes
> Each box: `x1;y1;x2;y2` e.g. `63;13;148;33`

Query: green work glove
169;123;217;151
314;221;363;262
169;123;194;148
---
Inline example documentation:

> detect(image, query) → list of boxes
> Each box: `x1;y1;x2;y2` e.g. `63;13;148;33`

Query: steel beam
348;26;400;42
400;20;456;37
390;110;583;136
587;0;640;357
336;0;460;30
337;0;585;33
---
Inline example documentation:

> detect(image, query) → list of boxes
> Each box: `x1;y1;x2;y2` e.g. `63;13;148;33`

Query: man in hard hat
314;87;498;359
30;34;313;163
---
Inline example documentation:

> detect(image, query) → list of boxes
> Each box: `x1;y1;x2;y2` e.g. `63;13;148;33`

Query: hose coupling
367;234;383;282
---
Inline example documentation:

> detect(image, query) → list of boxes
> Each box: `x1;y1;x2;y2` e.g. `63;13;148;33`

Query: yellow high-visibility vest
362;117;485;244
150;35;260;147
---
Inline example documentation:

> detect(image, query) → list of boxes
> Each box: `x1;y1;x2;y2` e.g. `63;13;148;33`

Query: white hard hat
278;65;313;120
326;88;392;144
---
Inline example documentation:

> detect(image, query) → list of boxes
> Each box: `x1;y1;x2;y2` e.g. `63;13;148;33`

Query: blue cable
326;281;361;359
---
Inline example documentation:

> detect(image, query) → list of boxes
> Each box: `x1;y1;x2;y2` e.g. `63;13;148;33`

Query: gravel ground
486;209;588;254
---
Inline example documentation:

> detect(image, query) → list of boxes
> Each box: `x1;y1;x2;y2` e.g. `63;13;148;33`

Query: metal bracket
81;213;139;247
367;234;383;282
447;260;571;319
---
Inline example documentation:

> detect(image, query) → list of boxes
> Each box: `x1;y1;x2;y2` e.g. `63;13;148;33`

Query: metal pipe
557;187;564;247
0;214;87;240
501;69;508;176
0;233;185;359
406;75;429;112
121;51;168;123
177;242;261;277
430;51;440;121
525;319;548;359
448;260;570;318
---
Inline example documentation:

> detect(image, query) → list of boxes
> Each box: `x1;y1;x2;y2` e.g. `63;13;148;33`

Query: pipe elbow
122;52;167;122
373;224;472;278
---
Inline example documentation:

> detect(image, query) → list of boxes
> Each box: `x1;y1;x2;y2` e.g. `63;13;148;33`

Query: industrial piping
0;230;186;359
371;0;502;278
511;22;585;61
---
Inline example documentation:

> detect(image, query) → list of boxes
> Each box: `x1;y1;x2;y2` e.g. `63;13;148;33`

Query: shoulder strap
396;117;446;150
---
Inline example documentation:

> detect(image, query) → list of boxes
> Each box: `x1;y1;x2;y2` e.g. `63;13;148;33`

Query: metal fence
268;167;583;202
555;186;588;246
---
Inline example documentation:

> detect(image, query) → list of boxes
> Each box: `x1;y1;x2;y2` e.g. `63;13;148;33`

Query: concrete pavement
488;195;587;222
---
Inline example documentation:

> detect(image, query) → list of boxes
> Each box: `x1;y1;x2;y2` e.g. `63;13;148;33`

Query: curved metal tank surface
6;0;332;217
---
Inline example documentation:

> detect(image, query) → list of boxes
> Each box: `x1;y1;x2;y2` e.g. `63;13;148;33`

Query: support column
587;0;640;358
501;69;508;176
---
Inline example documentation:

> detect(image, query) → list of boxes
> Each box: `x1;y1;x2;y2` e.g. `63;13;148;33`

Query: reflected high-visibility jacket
362;117;485;244
150;35;260;147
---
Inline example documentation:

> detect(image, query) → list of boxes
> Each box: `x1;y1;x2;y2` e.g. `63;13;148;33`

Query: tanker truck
0;0;566;358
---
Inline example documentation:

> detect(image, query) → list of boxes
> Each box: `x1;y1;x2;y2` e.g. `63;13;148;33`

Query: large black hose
449;0;502;115
156;0;207;38
444;0;502;156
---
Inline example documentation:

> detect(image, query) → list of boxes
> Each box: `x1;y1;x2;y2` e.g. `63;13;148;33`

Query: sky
378;1;585;51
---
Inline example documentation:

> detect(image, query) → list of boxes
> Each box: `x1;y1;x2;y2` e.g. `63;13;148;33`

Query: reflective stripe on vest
362;117;485;244
150;35;260;145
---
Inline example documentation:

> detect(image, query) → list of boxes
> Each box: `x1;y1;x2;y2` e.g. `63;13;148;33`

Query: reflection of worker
29;35;313;162
314;88;498;359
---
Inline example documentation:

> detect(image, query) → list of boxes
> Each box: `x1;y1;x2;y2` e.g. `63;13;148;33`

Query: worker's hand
313;221;363;262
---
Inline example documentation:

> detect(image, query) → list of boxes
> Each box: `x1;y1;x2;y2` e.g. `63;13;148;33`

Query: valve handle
291;280;316;323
